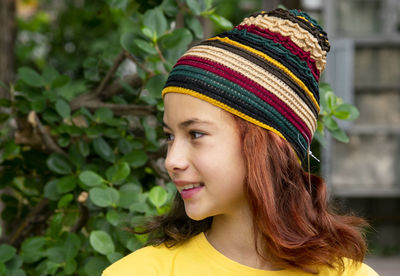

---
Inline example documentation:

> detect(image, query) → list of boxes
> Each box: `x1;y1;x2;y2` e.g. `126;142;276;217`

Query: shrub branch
93;50;126;97
29;111;67;156
8;198;49;246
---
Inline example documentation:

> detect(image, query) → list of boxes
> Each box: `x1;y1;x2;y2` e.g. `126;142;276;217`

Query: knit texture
162;8;330;162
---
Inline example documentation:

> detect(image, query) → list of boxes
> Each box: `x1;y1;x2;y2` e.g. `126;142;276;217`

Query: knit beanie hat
161;8;330;162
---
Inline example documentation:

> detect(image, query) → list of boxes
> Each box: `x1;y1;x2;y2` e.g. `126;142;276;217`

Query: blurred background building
218;0;400;274
321;0;400;256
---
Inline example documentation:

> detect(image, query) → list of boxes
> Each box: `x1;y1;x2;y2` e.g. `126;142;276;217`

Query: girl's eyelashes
163;130;205;141
164;132;174;142
190;131;205;139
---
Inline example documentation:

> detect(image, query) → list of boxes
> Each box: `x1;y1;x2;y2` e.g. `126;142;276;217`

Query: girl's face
163;93;248;220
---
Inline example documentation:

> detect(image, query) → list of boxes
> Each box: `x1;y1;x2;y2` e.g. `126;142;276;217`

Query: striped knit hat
162;8;330;162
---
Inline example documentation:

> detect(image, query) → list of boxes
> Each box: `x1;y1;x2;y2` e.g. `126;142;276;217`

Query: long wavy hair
139;115;367;273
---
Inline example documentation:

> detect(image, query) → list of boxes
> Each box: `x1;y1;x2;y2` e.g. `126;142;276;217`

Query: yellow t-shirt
102;232;378;276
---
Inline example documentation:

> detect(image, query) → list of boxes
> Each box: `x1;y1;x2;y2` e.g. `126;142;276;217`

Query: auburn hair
139;116;367;273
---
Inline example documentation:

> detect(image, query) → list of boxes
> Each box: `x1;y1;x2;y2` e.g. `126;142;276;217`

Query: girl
103;8;378;275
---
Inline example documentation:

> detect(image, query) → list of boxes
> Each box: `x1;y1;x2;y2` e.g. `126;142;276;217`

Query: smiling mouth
177;183;205;193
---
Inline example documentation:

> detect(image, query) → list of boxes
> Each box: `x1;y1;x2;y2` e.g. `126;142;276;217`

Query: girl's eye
190;131;204;139
164;132;174;141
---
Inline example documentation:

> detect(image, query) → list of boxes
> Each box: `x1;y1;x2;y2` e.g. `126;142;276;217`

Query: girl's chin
184;206;212;221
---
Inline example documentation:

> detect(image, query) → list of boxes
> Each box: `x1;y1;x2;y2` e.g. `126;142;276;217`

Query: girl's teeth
179;183;203;192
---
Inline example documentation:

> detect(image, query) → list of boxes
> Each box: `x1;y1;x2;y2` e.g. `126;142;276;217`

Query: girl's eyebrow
162;119;214;130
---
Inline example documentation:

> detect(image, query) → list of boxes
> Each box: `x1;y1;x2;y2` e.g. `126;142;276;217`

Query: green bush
0;1;358;275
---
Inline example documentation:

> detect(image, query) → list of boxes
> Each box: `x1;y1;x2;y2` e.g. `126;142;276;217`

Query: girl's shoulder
101;242;178;276
317;258;379;276
101;233;379;276
101;235;200;276
343;259;379;276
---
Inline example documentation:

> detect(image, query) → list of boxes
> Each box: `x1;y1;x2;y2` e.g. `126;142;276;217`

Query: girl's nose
164;141;189;174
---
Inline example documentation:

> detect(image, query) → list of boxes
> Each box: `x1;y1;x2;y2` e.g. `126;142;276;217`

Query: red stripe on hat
176;56;312;141
236;24;320;82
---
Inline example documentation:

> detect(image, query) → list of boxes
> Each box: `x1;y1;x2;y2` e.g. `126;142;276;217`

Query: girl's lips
180;186;204;199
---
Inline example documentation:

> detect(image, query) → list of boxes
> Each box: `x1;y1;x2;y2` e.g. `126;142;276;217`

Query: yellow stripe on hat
162;86;302;164
296;16;314;27
162;86;287;140
208;36;320;112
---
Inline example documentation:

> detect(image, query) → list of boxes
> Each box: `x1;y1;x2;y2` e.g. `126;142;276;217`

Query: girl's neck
205;208;279;271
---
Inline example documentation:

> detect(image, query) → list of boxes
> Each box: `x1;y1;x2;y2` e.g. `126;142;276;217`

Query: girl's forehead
163;93;234;126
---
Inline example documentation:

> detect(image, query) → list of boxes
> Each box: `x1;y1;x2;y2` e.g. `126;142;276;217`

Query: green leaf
185;0;202;15
0;113;9;124
0;244;16;263
141;26;154;39
209;14;233;30
44;179;61;201
89;187;120;207
94;107;113;123
108;162;131;183
78;140;90;157
93;137;115;163
106;209;124;226
134;39;158;55
51;75;70;88
42;66;59;84
119;184;142;209
126;237;142;251
323;116;339;131
79;171;105;187
120;32;141;56
117;138;133;154
146;74;167;98
57;79;87;101
329;128;349;143
334;104;360;121
42;110;59;124
121;149;148;168
319;82;333;94
313;130;326;147
107;0;129;10
55;98;71;118
0;98;11;107
68;143;85;167
184;15;204;39
56;175;77;194
84;256;109;276
64;232;81;260
46;246;65;263
161;0;178;17
9;269;26;276
106;252;123;263
57;193;74;208
143;8;167;39
165;181;177;201
47;213;63;238
159;28;193;50
129;201;148;213
143;120;157;145
149;186;168;208
47;153;72;175
0;263;4;275
89;230;115;255
18;67;44;87
324;91;336;111
21;237;46;263
5;255;22;271
2;141;20;160
64;258;77;274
